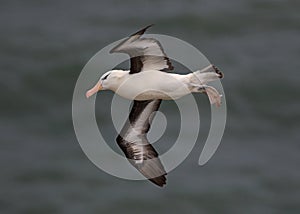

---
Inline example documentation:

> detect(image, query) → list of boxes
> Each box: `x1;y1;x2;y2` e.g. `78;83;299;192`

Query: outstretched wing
116;100;167;187
113;26;170;186
110;25;174;74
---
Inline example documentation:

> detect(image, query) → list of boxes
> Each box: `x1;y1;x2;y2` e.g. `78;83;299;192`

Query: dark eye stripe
102;74;110;80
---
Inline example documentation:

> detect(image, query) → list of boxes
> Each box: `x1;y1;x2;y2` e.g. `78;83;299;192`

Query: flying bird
86;25;223;187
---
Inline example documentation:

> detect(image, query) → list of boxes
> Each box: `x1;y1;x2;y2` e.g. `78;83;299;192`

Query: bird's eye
102;73;110;80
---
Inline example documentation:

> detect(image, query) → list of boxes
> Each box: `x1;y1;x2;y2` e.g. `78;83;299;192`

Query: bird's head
86;70;126;98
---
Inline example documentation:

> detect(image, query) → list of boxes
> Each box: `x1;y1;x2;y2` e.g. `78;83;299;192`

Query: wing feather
116;100;167;187
110;25;174;74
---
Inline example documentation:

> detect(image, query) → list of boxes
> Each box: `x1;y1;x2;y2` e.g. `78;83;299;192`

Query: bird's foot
203;85;222;107
191;84;222;107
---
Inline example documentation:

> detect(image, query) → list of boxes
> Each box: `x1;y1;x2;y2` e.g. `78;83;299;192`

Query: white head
86;70;126;98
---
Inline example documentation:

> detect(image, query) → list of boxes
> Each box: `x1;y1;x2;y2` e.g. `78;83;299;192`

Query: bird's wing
110;25;174;74
112;26;169;186
116;99;167;187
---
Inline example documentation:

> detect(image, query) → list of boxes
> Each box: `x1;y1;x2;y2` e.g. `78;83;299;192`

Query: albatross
86;25;223;187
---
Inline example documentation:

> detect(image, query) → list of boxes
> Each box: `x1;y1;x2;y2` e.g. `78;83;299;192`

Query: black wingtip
130;24;154;37
110;24;154;54
149;174;167;187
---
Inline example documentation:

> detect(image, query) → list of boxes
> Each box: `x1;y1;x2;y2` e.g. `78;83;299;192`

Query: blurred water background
1;0;300;213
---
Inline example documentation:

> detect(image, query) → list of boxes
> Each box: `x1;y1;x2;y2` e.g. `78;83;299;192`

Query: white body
86;65;223;106
109;70;191;100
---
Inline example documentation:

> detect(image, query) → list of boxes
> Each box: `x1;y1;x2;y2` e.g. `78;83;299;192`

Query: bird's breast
112;71;191;100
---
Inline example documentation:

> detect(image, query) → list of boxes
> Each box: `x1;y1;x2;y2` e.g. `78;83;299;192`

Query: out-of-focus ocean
1;0;299;213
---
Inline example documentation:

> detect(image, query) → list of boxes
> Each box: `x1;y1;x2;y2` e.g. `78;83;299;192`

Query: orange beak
86;81;103;98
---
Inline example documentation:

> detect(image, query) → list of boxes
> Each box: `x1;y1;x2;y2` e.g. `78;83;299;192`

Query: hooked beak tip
85;82;102;99
85;90;93;98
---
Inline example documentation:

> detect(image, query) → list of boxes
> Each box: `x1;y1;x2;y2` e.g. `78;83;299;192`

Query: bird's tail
188;64;223;107
189;64;223;85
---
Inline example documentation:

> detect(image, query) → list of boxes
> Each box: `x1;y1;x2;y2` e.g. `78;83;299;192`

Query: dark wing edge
109;25;153;54
130;24;154;37
116;135;167;187
116;100;167;187
109;25;174;74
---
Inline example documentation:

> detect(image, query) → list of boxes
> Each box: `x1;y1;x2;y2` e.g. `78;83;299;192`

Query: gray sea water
1;0;300;213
